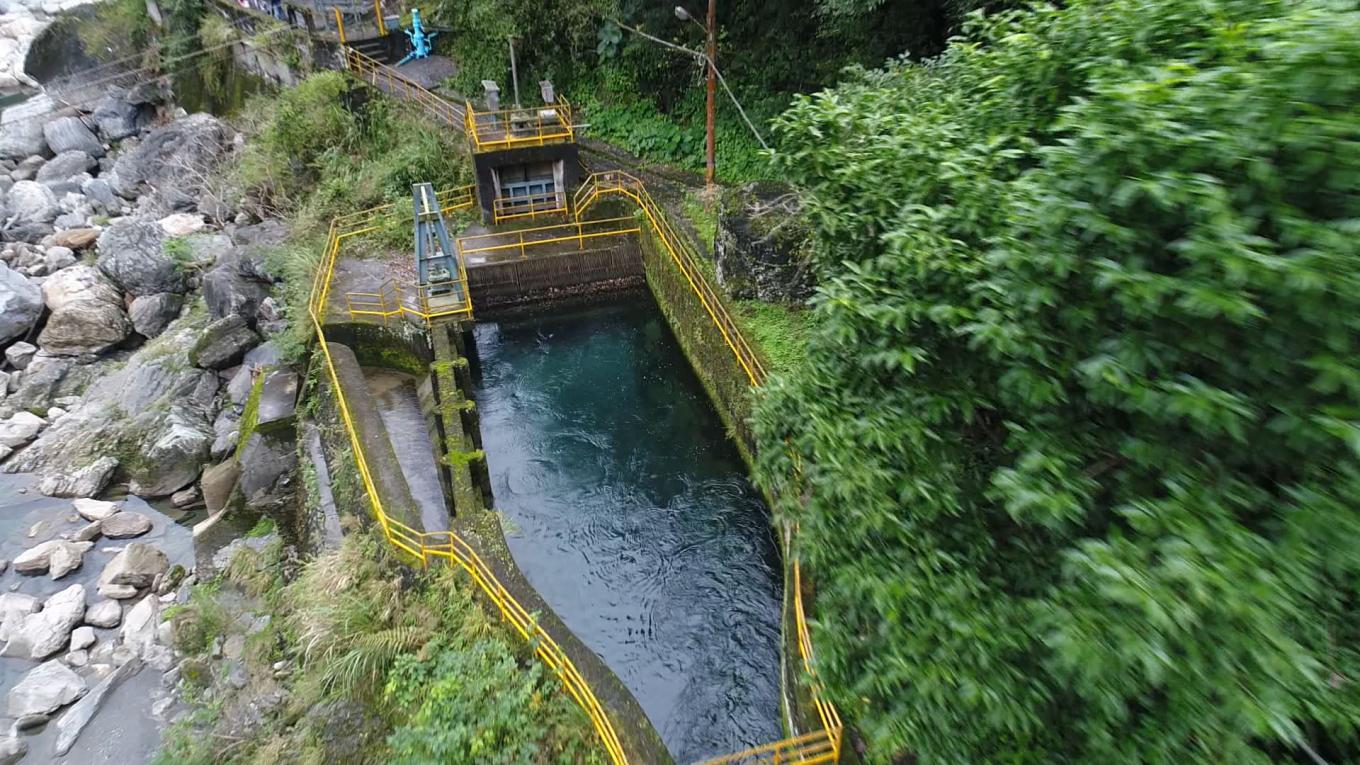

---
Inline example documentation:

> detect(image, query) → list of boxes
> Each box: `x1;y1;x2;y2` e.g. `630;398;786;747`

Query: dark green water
471;294;783;763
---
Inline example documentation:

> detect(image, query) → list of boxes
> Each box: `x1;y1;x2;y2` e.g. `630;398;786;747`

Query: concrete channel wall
466;244;645;313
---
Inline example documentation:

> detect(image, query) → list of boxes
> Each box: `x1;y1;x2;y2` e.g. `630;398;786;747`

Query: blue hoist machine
396;8;436;67
412;182;466;308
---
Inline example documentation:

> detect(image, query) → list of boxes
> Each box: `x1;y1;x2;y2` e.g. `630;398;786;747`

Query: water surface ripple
472;296;782;763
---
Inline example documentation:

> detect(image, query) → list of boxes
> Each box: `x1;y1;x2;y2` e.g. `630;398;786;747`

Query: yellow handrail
574;171;843;765
341;47;467;130
308;195;628;765
464;98;575;152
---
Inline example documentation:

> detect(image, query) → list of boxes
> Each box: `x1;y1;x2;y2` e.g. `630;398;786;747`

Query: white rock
158;212;206;237
6;660;86;717
73;497;120;521
99;511;152;539
0;593;40;621
65;649;87;667
97;583;137;599
83;599;121;628
0;583;86;659
0;410;44;447
48;540;89;579
119;595;158;655
54;658;139;755
4;341;36;369
12;539;79;574
69;625;94;651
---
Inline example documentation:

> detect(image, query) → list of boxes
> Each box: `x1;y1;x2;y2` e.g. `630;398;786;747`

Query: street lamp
674;3;717;187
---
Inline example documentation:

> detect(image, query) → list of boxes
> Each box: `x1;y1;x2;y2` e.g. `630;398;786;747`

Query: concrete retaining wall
467;244;644;313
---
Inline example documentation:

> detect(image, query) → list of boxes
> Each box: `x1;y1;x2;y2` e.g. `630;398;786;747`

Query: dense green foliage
756;0;1360;762
424;0;1007;180
158;530;602;764
235;72;470;222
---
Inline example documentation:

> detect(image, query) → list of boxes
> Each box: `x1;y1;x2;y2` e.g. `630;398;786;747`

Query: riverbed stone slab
73;497;120;521
84;599;121;628
38;456;119;498
7;659;86;717
4;340;36;369
1;584;87;659
99;511;152;539
54;657;140;755
191;315;260;370
98;543;168;590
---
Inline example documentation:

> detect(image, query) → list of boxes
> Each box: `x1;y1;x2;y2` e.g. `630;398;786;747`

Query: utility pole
704;0;716;187
508;36;521;108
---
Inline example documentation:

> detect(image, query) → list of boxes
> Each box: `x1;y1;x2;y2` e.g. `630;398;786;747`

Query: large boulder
34;151;95;184
42;117;103;158
6;180;57;223
0;95;50;160
96;216;185;296
92;87;150;141
202;247;272;324
100;511;152;538
36;456;118;498
40;264;120;312
12;539;84;574
110;114;233;202
127;408;211;497
0;260;40;344
0;411;45;448
129;292;183;338
237;430;297;512
192;315;260;369
714;182;815;302
6;660;86;718
38;299;132;357
0;584;86;659
98;543;167;590
5;316;217;492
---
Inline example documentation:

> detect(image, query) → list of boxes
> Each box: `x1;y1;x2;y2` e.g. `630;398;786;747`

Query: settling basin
471;294;783;763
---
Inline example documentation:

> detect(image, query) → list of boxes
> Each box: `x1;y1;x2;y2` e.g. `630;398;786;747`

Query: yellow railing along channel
456;217;642;262
307;191;630;765
573;171;844;765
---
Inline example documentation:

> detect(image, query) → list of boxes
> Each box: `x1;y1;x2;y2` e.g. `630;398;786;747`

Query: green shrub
759;1;1360;762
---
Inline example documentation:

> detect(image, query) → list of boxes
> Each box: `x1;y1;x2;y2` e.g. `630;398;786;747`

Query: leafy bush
759;1;1360;763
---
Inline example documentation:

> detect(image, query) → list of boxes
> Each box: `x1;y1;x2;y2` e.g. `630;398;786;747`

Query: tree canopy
756;0;1360;762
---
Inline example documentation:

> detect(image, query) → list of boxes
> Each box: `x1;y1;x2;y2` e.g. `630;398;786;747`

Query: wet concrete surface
366;369;450;533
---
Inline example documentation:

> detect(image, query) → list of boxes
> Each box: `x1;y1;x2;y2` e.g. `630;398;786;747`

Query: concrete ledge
324;341;425;532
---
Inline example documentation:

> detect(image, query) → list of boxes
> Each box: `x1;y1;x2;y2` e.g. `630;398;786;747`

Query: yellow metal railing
574;171;769;387
492;190;569;224
342;47;467;129
574;171;843;765
345;278;473;325
465;99;575;152
456;217;641;261
308;195;629;765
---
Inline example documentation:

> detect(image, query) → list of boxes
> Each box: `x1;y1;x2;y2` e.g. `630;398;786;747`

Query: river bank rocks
0;492;197;758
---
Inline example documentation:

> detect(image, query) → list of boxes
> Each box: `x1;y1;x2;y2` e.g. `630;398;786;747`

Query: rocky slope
0;84;301;762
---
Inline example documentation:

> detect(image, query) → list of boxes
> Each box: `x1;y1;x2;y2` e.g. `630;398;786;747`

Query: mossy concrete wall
638;232;757;466
467;245;645;314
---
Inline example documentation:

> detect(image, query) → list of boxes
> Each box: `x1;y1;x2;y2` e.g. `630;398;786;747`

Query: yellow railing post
333;7;346;44
373;0;386;36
